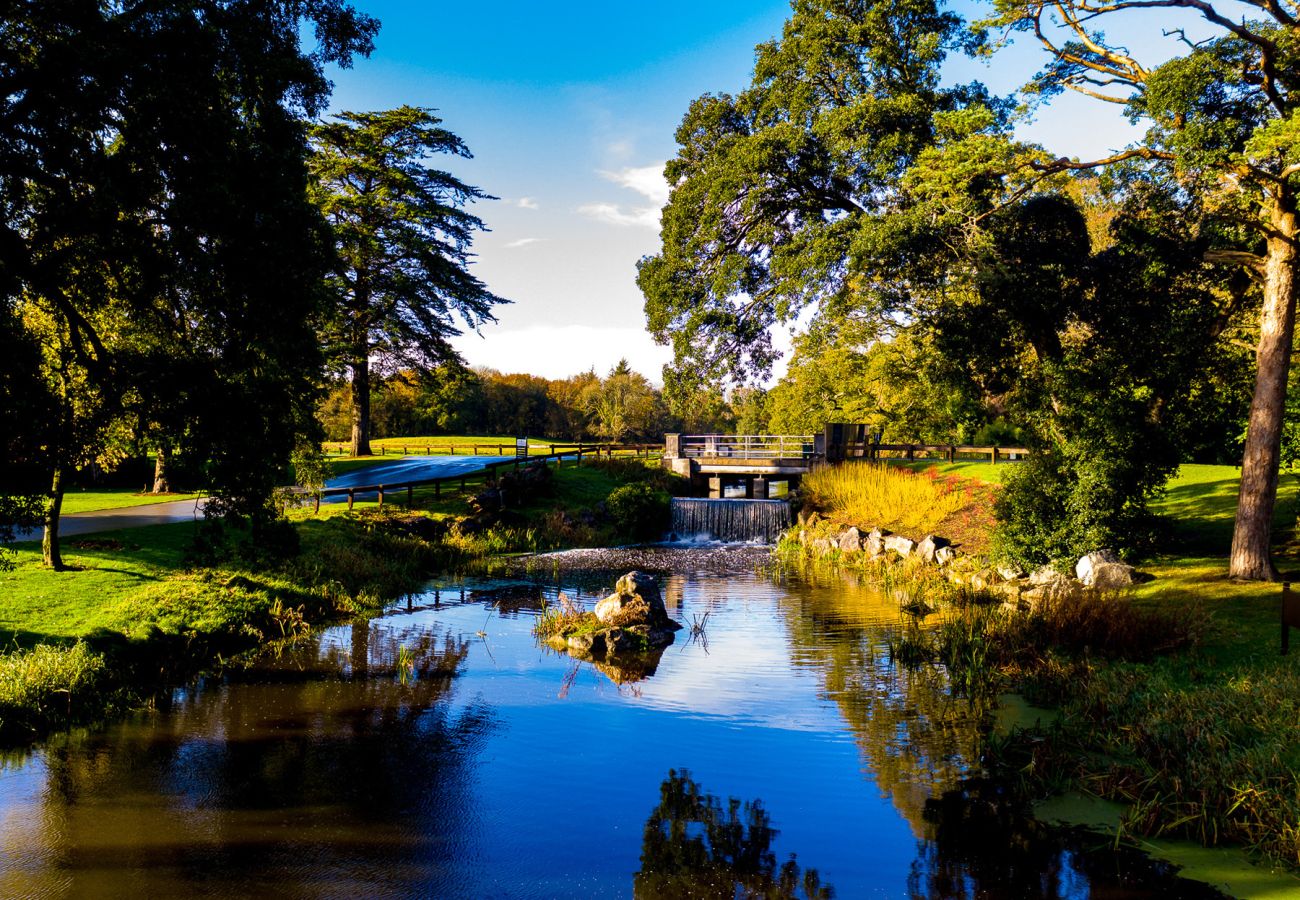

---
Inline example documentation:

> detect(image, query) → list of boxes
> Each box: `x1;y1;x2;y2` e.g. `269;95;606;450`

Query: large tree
309;106;505;457
1;0;377;567
980;0;1300;577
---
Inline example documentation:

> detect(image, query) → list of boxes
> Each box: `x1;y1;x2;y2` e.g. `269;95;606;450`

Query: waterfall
669;498;793;544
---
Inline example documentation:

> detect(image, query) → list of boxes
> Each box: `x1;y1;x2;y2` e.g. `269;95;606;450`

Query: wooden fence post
378;485;384;507
314;493;320;514
347;489;354;511
991;447;999;465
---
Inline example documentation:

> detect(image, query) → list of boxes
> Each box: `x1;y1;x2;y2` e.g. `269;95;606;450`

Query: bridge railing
677;434;817;459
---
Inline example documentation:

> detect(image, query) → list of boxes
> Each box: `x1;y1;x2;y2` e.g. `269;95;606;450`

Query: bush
606;482;671;541
802;462;972;534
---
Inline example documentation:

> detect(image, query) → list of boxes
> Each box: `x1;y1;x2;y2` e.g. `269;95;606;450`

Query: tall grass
0;643;110;738
802;462;972;534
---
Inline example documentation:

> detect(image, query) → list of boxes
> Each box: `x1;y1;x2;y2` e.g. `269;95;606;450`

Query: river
0;548;1226;898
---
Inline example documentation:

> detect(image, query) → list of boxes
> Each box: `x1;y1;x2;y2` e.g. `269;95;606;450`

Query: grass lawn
58;488;203;515
887;458;1022;485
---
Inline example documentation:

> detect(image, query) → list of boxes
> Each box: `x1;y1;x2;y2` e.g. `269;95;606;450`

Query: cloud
577;162;669;230
503;237;544;249
576;202;660;230
600;164;669;205
516;197;539;210
452;325;673;382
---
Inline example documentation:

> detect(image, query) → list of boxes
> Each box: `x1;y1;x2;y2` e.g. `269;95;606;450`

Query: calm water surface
0;550;1223;898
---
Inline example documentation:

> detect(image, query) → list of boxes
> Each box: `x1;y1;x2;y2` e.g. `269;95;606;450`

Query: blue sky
325;1;1188;382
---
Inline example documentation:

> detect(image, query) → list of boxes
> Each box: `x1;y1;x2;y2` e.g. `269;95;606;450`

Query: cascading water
669;498;793;543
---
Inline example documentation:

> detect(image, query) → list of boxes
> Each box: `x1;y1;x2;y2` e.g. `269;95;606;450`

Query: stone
884;534;916;558
935;546;957;566
1075;550;1123;586
594;571;678;629
915;534;949;564
865;529;886;558
1021;574;1078;608
997;564;1025;581
1088;561;1137;590
838;526;862;554
968;568;1002;592
811;538;833;558
605;627;636;655
1028;565;1064;585
567;631;607;655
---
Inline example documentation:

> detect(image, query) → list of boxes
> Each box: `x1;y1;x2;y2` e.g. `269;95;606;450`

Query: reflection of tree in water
634;769;834;900
776;570;986;836
25;622;495;896
907;780;1228;900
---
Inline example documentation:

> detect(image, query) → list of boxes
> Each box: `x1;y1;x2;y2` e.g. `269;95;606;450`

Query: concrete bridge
662;433;825;499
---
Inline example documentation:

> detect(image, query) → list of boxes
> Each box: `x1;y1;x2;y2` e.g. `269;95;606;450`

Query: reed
801;462;973;534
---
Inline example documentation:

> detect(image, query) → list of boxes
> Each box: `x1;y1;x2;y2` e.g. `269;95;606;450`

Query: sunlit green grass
57;488;203;515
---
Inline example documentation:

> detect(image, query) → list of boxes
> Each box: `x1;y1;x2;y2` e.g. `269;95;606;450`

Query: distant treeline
318;360;735;443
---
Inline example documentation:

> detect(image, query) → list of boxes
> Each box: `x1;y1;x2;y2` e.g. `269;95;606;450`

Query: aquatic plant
532;593;602;639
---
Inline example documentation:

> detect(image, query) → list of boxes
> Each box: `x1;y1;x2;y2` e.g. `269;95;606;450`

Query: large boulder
884;534;917;558
595;571;678;629
838;526;862;554
935;546;957;566
915;535;949;564
1075;550;1134;588
865;529;886;558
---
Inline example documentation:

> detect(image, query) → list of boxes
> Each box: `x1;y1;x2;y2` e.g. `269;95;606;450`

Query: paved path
10;455;515;541
12;497;207;543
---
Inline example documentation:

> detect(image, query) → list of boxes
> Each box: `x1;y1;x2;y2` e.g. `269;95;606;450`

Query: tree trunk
350;354;372;457
42;465;64;570
152;445;171;494
1230;200;1297;580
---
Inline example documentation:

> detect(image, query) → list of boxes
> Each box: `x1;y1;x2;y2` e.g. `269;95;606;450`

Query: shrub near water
801;462;972;534
0;643;109;737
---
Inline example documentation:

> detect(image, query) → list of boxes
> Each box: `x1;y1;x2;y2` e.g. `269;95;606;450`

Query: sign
515;437;528;460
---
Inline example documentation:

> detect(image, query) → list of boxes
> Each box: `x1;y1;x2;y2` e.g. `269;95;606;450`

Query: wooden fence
322;441;661;459
835;441;1031;464
300;445;650;513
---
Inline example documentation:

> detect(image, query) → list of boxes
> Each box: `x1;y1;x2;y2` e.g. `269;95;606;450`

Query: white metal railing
679;434;816;459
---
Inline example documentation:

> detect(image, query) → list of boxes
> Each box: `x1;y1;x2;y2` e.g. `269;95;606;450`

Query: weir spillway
669;498;793;544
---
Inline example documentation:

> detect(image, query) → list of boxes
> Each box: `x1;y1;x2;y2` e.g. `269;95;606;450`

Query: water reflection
635;769;833;899
1;621;494;898
776;568;985;835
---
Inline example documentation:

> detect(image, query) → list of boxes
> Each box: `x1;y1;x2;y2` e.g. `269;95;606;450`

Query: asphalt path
9;455;514;541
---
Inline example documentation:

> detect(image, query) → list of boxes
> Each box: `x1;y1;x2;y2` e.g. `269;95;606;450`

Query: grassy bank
0;457;674;743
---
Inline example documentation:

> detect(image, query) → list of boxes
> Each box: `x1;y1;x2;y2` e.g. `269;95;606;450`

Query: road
9;455;512;541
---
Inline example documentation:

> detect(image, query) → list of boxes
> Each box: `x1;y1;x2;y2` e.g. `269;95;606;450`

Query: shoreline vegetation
783;460;1300;885
0;454;676;745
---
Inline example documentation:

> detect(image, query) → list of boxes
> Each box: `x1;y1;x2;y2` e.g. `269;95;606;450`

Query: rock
915;534;949;564
969;568;1003;592
605;627;636;655
884;534;916;558
865;529;886;558
997;564;1025;581
595;572;679;630
1075;550;1122;585
1088;561;1137;590
567;631;607;655
811;538;833;558
935;546;957;566
1021;575;1078;608
838;526;862;554
1028;565;1063;585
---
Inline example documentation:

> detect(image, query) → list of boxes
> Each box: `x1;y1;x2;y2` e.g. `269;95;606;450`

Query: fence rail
298;444;661;513
678;434;817;460
838;442;1031;464
323;441;661;459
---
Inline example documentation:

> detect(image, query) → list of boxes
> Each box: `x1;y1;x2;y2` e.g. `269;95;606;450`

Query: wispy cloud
503;237;544;249
516;197;539;210
577;163;668;230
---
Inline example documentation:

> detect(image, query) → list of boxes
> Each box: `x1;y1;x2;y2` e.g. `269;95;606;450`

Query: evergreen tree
309;106;506;457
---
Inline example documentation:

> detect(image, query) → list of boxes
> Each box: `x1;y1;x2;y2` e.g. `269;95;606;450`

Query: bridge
664;425;1030;498
662;433;824;499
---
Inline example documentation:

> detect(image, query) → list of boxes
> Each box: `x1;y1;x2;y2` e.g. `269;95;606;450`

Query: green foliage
0;643;109;739
606;482;672;541
308;105;505;453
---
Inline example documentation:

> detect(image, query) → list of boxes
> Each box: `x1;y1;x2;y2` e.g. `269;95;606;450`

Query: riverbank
0;457;676;744
787;459;1300;885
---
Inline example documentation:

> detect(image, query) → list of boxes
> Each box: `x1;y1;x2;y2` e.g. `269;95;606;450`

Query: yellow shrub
802;462;971;535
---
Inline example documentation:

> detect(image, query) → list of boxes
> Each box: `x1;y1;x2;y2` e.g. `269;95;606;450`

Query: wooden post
906;444;915;461
347;489;354;511
426;445;430;455
402;446;407;455
992;447;999;465
378;485;384;508
314;493;320;514
474;446;479;455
